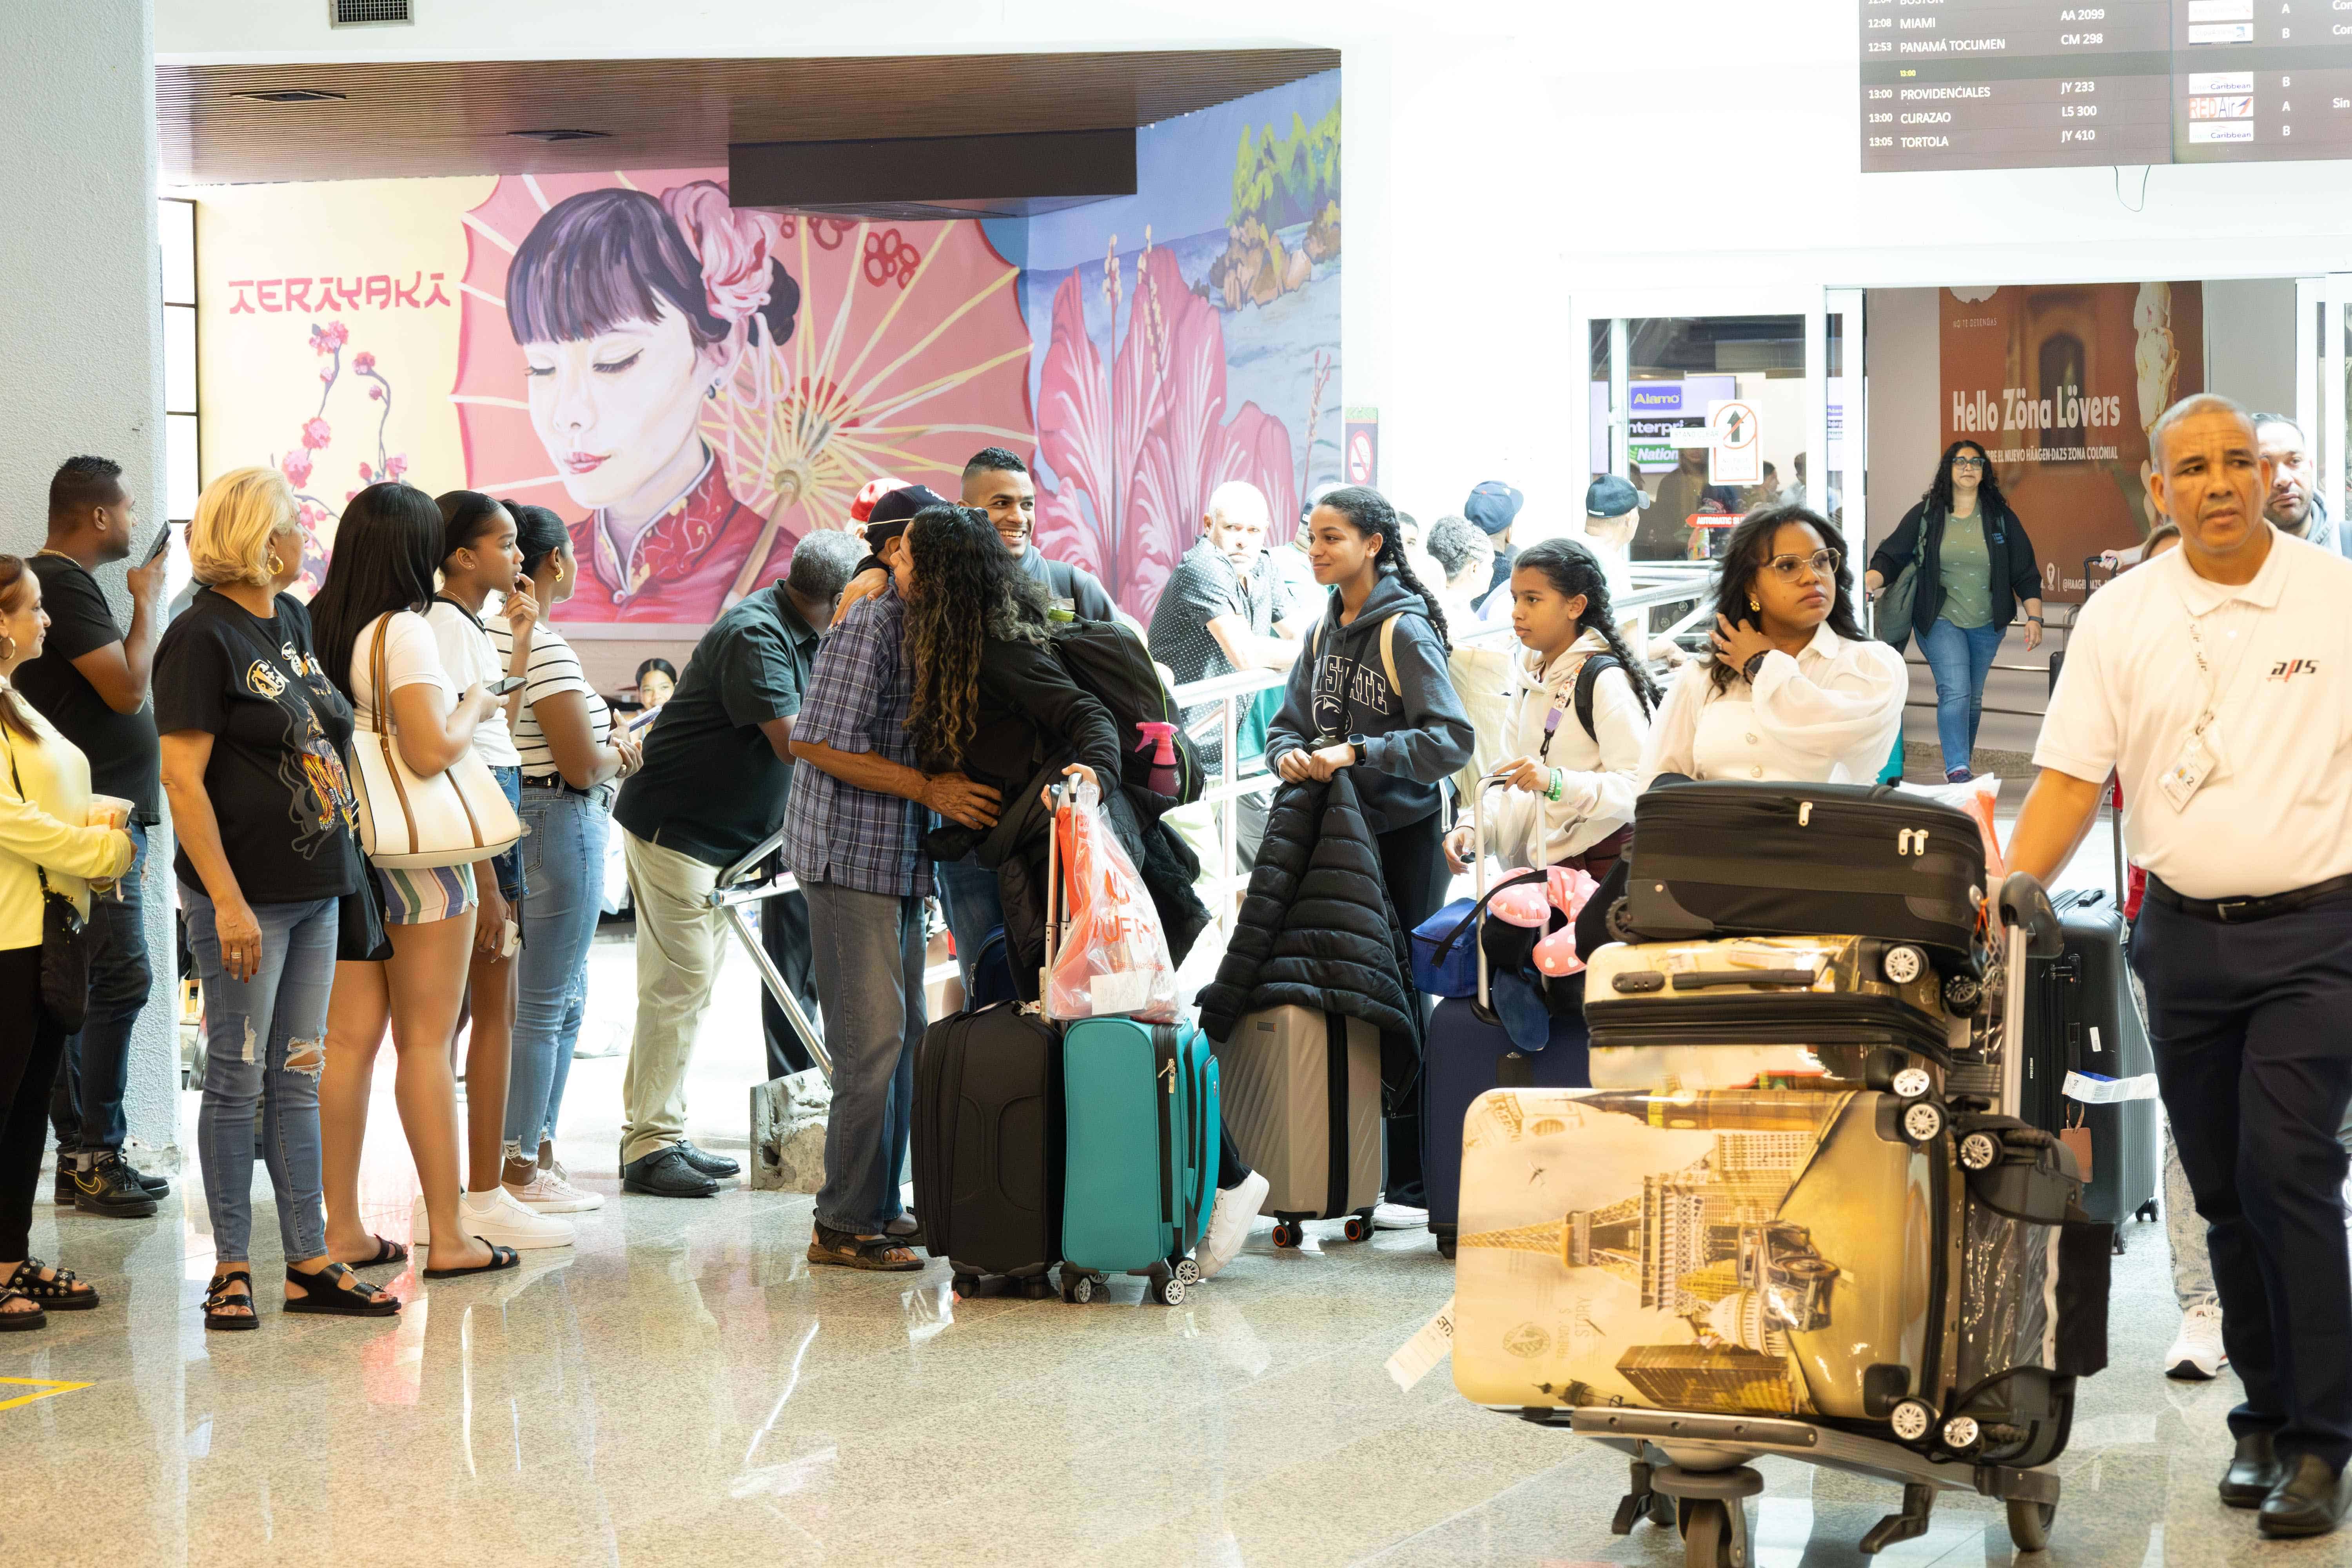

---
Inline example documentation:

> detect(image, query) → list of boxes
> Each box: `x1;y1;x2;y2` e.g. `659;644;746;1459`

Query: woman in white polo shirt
1640;506;1906;786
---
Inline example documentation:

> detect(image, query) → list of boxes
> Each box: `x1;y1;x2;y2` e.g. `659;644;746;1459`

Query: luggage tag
1386;1296;1456;1391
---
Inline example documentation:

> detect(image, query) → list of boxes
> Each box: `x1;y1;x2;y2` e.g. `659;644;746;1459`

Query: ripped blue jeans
183;887;338;1263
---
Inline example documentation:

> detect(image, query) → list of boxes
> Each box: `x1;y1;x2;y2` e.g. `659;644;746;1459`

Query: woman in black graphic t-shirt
154;466;397;1331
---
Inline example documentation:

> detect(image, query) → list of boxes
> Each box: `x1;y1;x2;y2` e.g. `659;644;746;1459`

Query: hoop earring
552;561;566;583
0;635;15;662
268;552;286;576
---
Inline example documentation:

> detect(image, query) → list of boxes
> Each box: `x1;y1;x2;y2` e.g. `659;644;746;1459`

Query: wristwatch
1345;732;1370;764
2026;615;2046;625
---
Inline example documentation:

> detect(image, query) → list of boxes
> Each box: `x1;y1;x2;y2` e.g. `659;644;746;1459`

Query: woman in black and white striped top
488;504;642;1210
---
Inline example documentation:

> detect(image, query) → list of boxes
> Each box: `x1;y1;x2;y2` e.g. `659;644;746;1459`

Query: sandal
203;1270;257;1332
285;1261;400;1317
808;1222;922;1272
0;1287;46;1332
421;1238;521;1280
345;1236;410;1269
6;1258;97;1310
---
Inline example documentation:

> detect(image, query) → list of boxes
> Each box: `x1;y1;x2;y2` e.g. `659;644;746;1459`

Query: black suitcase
1619;781;1987;967
2022;887;2160;1246
910;1001;1063;1297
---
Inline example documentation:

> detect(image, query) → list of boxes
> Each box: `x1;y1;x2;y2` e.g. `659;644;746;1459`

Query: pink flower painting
1033;243;1297;622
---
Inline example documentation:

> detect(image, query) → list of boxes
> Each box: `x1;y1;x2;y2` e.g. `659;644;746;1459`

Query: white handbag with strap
348;613;522;870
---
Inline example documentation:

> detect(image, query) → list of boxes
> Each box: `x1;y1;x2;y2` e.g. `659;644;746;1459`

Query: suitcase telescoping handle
1467;770;1585;1014
1041;778;1067;1008
1995;871;2065;1118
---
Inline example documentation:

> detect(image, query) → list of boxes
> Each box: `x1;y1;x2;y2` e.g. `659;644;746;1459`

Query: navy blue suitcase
1423;775;1592;1257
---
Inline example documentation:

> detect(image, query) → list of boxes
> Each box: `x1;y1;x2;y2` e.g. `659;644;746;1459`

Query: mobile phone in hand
142;524;174;566
488;675;528;697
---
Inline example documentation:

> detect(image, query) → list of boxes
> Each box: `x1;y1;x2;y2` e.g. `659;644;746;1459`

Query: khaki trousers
620;828;724;1164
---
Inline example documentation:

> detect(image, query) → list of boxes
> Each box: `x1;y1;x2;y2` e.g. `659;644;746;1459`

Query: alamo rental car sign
1938;282;2203;601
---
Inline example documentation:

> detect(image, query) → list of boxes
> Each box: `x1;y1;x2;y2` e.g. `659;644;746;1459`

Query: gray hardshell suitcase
1217;1005;1381;1244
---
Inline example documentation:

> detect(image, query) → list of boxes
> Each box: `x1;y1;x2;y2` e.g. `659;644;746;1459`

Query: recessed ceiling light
234;89;348;104
508;128;611;143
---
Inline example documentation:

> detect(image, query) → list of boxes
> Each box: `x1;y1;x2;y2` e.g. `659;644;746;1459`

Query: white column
0;0;178;1163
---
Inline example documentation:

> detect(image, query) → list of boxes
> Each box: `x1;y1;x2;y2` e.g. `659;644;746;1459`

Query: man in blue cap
1466;480;1523;599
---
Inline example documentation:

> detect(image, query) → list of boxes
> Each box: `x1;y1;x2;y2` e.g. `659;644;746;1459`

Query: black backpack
1047;617;1204;810
1571;653;1621;740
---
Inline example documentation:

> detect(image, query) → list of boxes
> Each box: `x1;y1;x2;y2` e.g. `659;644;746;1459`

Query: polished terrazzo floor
7;821;2328;1566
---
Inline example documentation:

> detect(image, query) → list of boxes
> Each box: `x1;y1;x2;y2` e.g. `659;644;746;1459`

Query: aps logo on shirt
2269;659;2322;684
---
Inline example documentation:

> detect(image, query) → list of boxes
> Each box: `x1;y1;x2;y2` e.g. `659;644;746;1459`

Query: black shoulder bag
2;731;91;1031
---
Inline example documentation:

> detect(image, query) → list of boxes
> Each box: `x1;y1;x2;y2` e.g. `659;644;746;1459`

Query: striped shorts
375;861;477;926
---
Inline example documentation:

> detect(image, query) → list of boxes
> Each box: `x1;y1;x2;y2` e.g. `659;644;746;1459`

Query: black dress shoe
620;1146;721;1198
674;1140;741;1179
2223;1431;2284;1508
2260;1454;2352;1538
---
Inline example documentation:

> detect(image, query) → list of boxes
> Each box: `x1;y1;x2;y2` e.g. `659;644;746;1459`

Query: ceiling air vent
329;0;413;26
235;89;349;105
508;128;611;143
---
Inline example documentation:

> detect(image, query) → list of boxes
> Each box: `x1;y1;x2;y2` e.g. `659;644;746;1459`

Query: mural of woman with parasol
459;171;1036;628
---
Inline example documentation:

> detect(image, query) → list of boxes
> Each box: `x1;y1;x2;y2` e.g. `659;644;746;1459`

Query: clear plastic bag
1047;776;1179;1022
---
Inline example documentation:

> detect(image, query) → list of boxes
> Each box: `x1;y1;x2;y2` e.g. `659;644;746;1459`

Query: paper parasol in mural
1033;239;1298;622
453;169;1033;624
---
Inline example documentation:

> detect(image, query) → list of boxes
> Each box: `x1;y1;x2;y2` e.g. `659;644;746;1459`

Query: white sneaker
2165;1299;2226;1381
1198;1170;1270;1280
505;1169;604;1214
1373;1201;1429;1231
416;1190;577;1250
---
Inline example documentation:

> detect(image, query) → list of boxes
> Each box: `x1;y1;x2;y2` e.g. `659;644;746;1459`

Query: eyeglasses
1764;548;1841;583
1951;455;1987;471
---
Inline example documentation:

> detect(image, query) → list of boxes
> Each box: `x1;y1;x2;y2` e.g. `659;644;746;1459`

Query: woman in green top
1864;441;2047;781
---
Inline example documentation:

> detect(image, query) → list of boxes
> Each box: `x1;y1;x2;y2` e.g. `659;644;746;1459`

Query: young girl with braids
1443;537;1658;884
1265;486;1474;1218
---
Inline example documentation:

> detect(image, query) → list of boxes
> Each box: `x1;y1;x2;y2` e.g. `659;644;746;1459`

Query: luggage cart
1521;871;2070;1565
711;827;829;1081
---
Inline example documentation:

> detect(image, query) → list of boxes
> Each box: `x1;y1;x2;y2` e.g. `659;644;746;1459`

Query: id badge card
2160;720;2224;811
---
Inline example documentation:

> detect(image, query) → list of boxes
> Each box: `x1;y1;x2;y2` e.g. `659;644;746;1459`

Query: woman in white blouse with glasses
1641;507;1906;786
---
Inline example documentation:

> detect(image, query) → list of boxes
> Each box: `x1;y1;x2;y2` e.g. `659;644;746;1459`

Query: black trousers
2133;890;2352;1471
1375;809;1451;1209
0;947;69;1261
760;885;822;1081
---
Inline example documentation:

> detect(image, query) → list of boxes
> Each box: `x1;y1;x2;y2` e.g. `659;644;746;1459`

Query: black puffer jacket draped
1196;770;1424;1093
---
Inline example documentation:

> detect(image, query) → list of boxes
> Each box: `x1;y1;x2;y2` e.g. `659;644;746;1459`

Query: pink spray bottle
1136;721;1181;798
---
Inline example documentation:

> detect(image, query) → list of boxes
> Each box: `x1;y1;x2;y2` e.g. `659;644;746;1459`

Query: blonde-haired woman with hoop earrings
487;503;640;1212
153;466;400;1328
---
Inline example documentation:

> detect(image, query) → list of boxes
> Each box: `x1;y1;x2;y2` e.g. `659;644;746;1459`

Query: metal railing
711;561;1724;1082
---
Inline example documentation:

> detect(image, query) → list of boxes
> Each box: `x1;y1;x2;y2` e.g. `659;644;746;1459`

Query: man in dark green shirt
608;530;862;1196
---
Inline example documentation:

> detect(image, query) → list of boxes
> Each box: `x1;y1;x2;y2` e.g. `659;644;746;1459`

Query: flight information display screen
1861;0;2352;172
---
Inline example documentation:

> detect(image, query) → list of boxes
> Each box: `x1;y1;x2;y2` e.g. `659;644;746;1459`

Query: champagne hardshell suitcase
1583;933;1969;1089
911;1000;1061;1297
1216;1004;1381;1246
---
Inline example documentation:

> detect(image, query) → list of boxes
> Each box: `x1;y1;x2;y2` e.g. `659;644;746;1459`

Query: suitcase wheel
1604;897;1638;944
1061;1271;1096;1305
1882;944;1927;985
1900;1100;1946;1144
1942;971;1984;1016
1436;1234;1458;1261
1890;1066;1934;1102
2136;1199;2160;1224
1887;1398;1937;1446
951;1272;981;1298
1022;1276;1056;1301
1342;1214;1371;1243
1939;1414;1982;1455
1172;1256;1202;1286
1152;1275;1186;1306
1958;1130;2003;1172
1271;1221;1301;1249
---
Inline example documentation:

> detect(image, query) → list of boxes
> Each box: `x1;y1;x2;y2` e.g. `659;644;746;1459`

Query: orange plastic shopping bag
1047;777;1179;1022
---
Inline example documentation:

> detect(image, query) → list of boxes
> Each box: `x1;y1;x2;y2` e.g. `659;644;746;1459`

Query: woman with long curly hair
1642;505;1905;787
1865;439;2046;780
895;505;1116;812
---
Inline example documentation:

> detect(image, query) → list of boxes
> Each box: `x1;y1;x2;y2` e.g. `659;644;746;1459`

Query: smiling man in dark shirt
17;456;171;1217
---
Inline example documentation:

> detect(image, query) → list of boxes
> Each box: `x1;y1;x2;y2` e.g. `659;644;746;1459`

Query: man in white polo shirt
2008;393;2352;1539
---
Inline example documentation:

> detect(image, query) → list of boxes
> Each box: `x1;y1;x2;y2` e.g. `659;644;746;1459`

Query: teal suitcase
1059;1016;1219;1304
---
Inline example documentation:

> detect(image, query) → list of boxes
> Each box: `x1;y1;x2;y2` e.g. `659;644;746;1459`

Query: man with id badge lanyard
2008;394;2352;1539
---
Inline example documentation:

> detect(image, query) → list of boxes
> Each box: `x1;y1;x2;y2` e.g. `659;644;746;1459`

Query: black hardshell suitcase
911;1001;1064;1297
2022;887;2160;1244
1620;781;1987;969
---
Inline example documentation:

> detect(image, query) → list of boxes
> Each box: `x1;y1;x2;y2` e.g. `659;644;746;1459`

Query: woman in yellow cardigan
0;554;134;1331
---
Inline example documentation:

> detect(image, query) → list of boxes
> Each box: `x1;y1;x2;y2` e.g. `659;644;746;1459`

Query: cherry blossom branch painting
1032;234;1297;622
275;321;409;590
